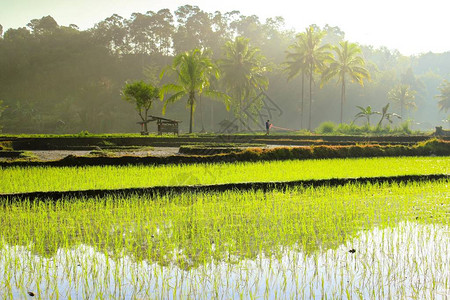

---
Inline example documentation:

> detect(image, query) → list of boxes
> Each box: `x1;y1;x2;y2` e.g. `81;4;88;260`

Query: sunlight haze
0;0;448;55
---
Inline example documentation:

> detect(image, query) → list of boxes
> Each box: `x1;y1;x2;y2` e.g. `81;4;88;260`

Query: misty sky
1;0;448;55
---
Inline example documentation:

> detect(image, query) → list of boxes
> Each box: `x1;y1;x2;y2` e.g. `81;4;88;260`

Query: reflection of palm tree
160;48;229;133
436;79;450;113
285;34;307;128
322;41;370;124
301;26;331;131
388;84;417;118
220;37;268;129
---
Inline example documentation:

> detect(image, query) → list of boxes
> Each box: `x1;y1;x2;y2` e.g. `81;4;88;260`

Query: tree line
0;5;449;134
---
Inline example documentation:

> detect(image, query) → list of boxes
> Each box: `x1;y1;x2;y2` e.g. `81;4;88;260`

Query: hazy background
2;0;449;55
0;2;449;134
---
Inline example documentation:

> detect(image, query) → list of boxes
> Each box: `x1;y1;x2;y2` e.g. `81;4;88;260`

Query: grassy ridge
1;157;448;193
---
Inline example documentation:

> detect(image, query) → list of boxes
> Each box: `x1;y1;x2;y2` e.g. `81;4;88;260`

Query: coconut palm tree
160;48;229;133
387;84;417;118
436;79;450;113
301;26;332;131
285;33;308;129
321;41;370;124
219;36;268;129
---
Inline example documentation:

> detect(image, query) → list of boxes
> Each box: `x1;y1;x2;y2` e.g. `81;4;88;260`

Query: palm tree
160;48;229;133
436;79;450;113
301;26;332;131
387;84;417;118
377;103;401;127
285;33;308;129
321;41;370;124
354;105;378;126
220;36;268;129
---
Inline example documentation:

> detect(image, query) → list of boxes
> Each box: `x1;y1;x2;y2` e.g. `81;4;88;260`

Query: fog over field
0;1;449;134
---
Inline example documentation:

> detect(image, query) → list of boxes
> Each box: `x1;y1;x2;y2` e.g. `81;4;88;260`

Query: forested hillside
0;5;448;134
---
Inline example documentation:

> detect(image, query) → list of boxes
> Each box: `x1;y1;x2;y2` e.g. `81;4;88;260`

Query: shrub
415;138;450;156
335;123;362;135
240;148;262;161
347;145;365;157
291;147;313;159
312;146;339;159
78;130;91;137
316;122;336;134
0;141;13;151
394;121;412;135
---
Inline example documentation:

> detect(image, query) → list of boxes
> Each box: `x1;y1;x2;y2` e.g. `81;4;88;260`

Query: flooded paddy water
0;180;448;299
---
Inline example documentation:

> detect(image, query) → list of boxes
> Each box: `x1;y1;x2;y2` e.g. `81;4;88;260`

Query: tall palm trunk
237;89;242;132
199;95;205;132
189;94;195;133
301;71;305;129
308;64;313;131
400;101;404;119
210;101;214;132
340;79;346;124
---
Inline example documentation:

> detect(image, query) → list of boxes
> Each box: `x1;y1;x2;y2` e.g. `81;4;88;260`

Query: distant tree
377;103;401;127
92;14;130;55
322;24;345;45
0;24;3;37
128;10;175;55
285;33;307;129
150;9;175;55
27;16;59;35
122;81;159;133
160;48;229;133
301;26;332;130
354;105;378;126
435;79;450;113
172;5;214;54
128;12;152;55
388;84;417;118
220;36;268;128
322;41;370;124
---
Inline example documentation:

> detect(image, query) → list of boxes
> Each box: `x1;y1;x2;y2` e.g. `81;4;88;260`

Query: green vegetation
178;143;265;155
220;36;268;125
0;100;6;132
321;41;370;124
0;141;12;151
436;79;450;113
0;180;448;298
316;120;417;135
160;48;229;133
299;26;331;131
1;8;449;134
1;156;448;193
121;81;160;133
388;84;417;118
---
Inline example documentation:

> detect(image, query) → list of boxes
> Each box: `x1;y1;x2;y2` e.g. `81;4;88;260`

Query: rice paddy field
1;156;449;193
0;180;449;298
0;156;449;299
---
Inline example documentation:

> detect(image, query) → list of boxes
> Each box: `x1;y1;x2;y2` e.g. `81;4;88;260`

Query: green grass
0;180;448;298
0;132;181;138
1;156;448;193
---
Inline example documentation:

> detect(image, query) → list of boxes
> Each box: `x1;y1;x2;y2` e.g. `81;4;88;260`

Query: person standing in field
265;120;271;135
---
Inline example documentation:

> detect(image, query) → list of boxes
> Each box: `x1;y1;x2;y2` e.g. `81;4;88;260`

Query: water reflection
1;221;448;299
